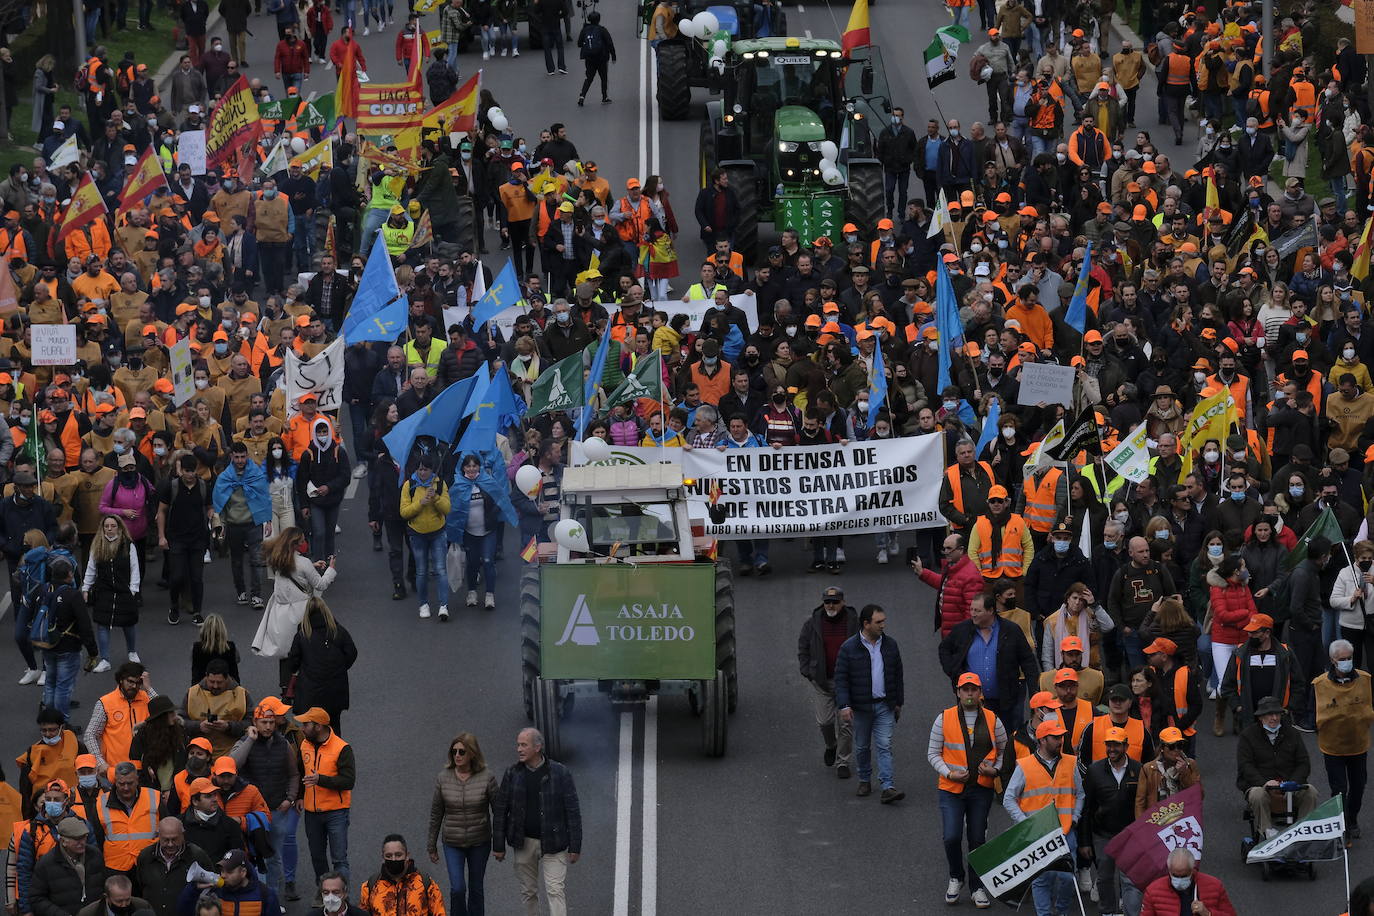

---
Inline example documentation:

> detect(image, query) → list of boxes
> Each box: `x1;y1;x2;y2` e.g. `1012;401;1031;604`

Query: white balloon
490;111;509;132
553;518;589;552
823;168;844;186
819;140;839;162
693;11;719;36
515;464;543;497
290;137;307;154
712;39;728;57
817;157;835;173
677;18;698;38
582;437;611;461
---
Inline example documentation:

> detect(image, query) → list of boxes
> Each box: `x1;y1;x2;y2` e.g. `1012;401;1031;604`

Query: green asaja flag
295;93;335;131
21;408;43;486
604;351;662;409
1246;794;1344;863
258;97;302;122
1283;505;1346;571
967;806;1068;898
527;353;584;417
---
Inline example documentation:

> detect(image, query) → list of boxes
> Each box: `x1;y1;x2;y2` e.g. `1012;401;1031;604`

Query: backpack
579;25;605;58
28;585;73;650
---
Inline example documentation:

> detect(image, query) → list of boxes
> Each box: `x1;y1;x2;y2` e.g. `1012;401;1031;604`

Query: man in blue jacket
213;442;271;610
835;604;905;803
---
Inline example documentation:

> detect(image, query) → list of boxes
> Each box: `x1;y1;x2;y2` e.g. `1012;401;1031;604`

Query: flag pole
1069;867;1089;916
1343;842;1351;916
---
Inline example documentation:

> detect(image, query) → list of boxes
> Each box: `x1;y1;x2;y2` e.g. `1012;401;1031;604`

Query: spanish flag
1353;215;1374;282
117;146;170;218
55;173;108;241
423;71;482;133
841;0;870;55
520;536;539;564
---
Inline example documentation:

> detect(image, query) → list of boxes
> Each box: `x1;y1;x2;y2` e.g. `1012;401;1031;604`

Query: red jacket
274;38;312;76
306;2;333;34
1141;872;1236;916
919;555;984;637
395;29;431;65
329;37;367;71
1207;570;1256;645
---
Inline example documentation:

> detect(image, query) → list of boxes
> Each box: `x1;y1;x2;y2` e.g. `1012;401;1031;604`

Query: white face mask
1344;348;1356;360
1170;876;1192;892
322;895;343;912
315;434;332;448
1001;427;1015;440
195;808;215;822
271;447;284;459
1203;450;1219;463
195;379;208;389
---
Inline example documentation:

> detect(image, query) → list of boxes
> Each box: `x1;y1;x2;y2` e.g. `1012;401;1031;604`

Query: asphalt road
1;2;1365;915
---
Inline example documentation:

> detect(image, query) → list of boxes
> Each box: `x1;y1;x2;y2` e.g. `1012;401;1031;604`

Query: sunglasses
451;746;466;756
1162;742;1185;751
822;598;842;604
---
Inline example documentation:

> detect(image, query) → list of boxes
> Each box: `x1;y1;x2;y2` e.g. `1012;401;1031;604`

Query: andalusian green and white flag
604;351;662;408
1246;794;1344;863
968;806;1069;897
924;24;970;89
527;353;584;416
1106;419;1151;484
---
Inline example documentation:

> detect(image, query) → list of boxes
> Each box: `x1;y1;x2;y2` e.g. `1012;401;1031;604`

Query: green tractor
637;0;788;121
700;38;889;259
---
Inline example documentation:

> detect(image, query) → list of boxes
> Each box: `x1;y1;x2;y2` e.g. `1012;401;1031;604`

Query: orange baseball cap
877;218;894;230
957;672;983;688
175;303;197;316
804;314;822;328
1292;349;1310;361
92;403;116;415
188;737;213;753
295;314;311;327
1159;727;1185;744
1060;636;1084;652
981;211;998;224
142;323;160;336
1083;330;1103;343
1054;667;1080;683
1018;205;1038;216
1037;720;1067;739
1143;637;1178;656
822;300;840;314
153;379;174;394
1030;690;1062;710
1104;726;1130;744
1142;161;1158;174
212;329;229;342
189;777;217;795
75;754;98;770
129;408;147;419
987;484;1009;500
1243;613;1274;631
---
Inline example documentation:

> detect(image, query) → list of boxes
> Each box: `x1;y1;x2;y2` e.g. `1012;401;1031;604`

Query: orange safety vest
1165;53;1192;88
937;706;999;794
18;732;81;795
1015;752;1078;833
1088;714;1147;762
97;787;159;870
615;196;652;244
171;769;195;813
1249;89;1273;129
1170;665;1196;737
1060;697;1093;748
96;688;152;767
973;513;1028;578
300;731;351;812
1022;467;1062;533
944;461;993;530
0;790;22;885
1290;80;1316;122
1203;373;1249;420
1029;82;1064;131
0;228;28;262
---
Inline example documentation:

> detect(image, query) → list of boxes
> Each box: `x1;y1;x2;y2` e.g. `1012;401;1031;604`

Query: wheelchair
1239;781;1319;881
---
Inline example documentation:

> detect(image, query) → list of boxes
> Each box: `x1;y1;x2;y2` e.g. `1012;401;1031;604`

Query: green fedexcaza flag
967;806;1069;898
1246;794;1345;863
1283;505;1346;571
527;353;584;416
923;24;969;88
604;351;663;409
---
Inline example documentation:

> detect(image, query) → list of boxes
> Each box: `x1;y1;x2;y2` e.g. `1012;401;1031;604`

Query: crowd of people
0;0;1374;911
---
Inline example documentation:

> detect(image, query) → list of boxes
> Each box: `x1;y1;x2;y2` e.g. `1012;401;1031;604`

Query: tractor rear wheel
520;567;541;721
846;161;885;239
700;670;728;756
532;677;564;759
714;561;737;713
724;164;758;263
656;41;692;121
699;118;717;187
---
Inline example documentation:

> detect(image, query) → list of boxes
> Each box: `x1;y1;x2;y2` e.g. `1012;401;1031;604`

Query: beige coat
252;555;336;658
428;765;498;850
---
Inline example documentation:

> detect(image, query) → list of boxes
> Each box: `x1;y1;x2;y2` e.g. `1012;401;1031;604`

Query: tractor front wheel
724;164;759;263
700;670;728;757
656;41;692;121
532;677;564;759
714;561;737;713
845;161;885;239
520;567;541;721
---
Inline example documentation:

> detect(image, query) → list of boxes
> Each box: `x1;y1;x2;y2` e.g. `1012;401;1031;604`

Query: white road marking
637;36;649;182
642;697;658;916
0;593;12;624
345;475;363;500
804;29;812;38
613;709;635;916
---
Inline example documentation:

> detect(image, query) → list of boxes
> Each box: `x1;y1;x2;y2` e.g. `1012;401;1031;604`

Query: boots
1212;698;1226;737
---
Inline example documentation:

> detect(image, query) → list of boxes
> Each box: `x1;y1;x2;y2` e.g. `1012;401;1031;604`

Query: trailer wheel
714;561;737;713
700;670;728;757
656;41;692;121
845;161;885;239
532;677;563;759
520;567;541;721
724;164;758;263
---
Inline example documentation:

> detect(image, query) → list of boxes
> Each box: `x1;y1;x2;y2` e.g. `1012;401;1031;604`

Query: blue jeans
442;842;491;916
1196;632;1215;691
13;597;36;669
734;540;768;567
1330;178;1348;214
307;502;340;561
266;804;300;895
96;625;137;661
463;531;497;596
303;808;349;883
1031;832;1076;916
1322;606;1341;653
294;216;315;272
348;401;370;466
42;650;82;718
940;786;993;888
1121;630;1146;671
851;701;895;789
360;208;388;256
410;529;450;609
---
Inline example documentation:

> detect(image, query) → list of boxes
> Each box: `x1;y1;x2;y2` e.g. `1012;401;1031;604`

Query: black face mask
1360;560;1372;572
382;859;406;877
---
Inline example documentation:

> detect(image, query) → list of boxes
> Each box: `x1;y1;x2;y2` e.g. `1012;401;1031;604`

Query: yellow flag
1179;388;1239;478
1205;173;1219;214
56;173;109;241
292;136;334;180
1353;217;1374;282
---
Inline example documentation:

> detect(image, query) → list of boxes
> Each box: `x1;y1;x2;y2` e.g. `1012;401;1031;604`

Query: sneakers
809;561;825;572
877;548;888;564
971;888;991;909
168;608;181;625
192;612;204;626
836;764;851;779
484;592;495;609
466;589;478;607
824;747;836;767
836;547;846;563
392;581;406;600
558;67;568;73
92;659;112;673
945;878;963;904
37;670;45;685
419;603;432;619
128;652;141;663
1076;867;1093;892
251;596;265;610
577;96;584;107
512;47;519;56
856;781;871;797
352;464;368;479
756;562;772;576
236;592;250;606
437;605;450;621
827;562;840;574
18;668;40;685
363;25;370;34
601;97;611;104
499;46;507;56
204;549;213;563
879;787;905;804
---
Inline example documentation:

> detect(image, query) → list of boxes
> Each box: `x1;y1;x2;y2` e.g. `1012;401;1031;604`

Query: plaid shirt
690;427;721;449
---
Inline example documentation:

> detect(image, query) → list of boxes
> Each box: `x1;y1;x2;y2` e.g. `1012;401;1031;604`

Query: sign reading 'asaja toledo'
540;565;718;681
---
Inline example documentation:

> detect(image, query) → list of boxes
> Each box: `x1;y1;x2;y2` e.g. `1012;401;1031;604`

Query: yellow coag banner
354;75;426;136
207;75;262;167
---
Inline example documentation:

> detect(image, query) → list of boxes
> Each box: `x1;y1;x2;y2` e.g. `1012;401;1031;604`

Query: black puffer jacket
31;844;106;916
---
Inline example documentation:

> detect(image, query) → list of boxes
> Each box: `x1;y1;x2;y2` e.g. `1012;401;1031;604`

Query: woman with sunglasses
1133;725;1200;819
428;733;497;916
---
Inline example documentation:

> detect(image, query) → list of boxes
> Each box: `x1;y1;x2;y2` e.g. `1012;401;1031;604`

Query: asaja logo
555;595;600;646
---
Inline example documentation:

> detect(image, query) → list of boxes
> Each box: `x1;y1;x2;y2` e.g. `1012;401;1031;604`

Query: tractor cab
717;38;844;167
556;463;707;563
